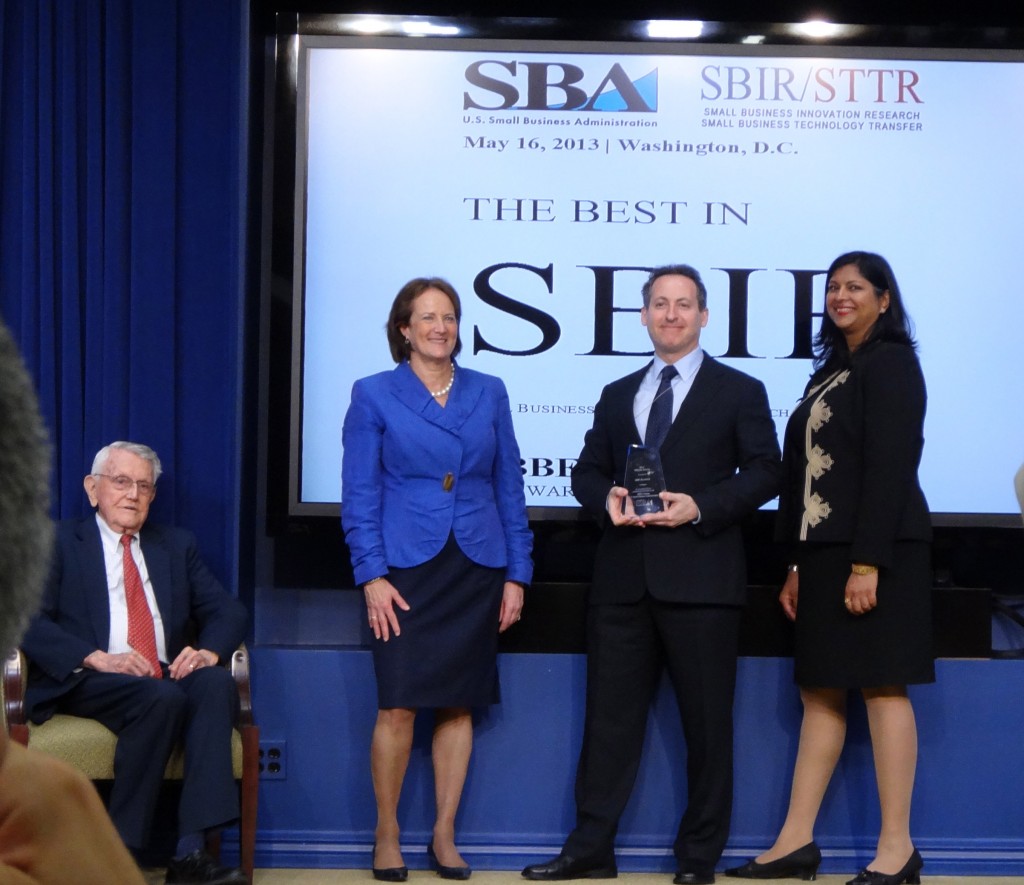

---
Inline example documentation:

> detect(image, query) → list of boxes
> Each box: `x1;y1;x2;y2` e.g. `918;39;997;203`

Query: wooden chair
1;646;258;883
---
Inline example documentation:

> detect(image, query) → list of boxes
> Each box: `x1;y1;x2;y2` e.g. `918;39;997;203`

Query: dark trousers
58;666;240;849
564;597;741;872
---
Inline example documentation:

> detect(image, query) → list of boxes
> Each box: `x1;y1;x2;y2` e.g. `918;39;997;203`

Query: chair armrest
4;649;29;745
229;643;254;727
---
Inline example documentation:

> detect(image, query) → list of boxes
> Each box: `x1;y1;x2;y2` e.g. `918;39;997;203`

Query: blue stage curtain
0;0;248;589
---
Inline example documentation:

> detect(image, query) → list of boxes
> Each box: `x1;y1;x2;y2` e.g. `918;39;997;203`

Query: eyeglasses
95;474;156;496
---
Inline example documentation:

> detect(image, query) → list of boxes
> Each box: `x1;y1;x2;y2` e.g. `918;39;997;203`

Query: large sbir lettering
472;262;825;360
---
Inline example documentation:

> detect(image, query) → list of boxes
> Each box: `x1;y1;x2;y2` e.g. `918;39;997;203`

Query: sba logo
463;60;657;112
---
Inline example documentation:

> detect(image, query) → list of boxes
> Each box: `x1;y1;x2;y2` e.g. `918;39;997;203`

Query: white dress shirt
633;347;704;442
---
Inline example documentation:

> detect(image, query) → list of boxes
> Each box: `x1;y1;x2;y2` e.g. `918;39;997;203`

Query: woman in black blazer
727;252;932;885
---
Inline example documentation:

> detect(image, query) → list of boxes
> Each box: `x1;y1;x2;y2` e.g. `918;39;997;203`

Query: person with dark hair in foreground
0;322;146;883
726;252;933;885
523;264;781;885
21;440;249;885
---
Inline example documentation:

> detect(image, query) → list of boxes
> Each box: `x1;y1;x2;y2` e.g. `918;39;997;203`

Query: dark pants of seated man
45;666;240;850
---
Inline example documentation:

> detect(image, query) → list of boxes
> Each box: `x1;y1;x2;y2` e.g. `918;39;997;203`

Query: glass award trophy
624;444;667;514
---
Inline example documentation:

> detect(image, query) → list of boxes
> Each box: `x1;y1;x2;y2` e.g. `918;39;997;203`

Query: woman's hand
844;569;878;616
498;581;524;633
779;569;799;621
365;578;410;642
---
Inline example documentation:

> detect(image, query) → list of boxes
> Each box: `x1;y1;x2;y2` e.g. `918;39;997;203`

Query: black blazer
776;339;932;568
572;354;783;607
22;516;248;721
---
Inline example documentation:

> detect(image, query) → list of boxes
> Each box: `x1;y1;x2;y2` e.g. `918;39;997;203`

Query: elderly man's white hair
0;321;53;656
91;441;163;483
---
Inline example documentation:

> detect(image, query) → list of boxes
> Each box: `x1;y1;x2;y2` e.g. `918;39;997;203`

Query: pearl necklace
430;363;455;398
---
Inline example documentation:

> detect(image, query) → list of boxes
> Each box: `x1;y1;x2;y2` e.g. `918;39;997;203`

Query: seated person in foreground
0;323;145;883
21;441;249;885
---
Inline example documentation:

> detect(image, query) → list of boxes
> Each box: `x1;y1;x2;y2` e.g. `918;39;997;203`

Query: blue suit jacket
22;516;248;721
341;360;533;586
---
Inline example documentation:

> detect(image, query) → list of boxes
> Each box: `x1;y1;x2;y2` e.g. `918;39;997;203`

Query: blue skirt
372;533;504;709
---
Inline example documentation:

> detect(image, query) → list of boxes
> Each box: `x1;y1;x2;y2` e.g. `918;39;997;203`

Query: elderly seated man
21;440;248;885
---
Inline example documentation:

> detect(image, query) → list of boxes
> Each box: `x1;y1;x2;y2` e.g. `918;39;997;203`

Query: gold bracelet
363;576;386;587
851;563;878;575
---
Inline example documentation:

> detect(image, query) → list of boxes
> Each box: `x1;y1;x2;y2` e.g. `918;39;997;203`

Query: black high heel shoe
724;842;822;880
427;841;472;880
372;841;409;882
846;848;923;885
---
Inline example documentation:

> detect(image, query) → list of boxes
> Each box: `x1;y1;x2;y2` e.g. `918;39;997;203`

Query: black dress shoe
522;853;618;880
846;848;923;885
164;850;247;885
673;872;715;885
724;842;822;880
372;842;409;882
428;842;473;880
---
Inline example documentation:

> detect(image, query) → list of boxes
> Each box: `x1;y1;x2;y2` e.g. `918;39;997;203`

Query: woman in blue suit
342;277;533;882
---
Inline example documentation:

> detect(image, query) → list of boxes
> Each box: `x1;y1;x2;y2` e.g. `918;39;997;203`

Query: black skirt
372;533;504;709
793;541;935;688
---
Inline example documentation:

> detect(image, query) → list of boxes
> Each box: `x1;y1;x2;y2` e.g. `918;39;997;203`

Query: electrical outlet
258;741;287;779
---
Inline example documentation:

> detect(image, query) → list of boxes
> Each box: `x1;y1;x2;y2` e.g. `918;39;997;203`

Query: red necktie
121;533;162;678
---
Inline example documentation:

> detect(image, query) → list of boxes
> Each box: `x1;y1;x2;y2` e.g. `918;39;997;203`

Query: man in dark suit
523;265;782;885
21;441;248;885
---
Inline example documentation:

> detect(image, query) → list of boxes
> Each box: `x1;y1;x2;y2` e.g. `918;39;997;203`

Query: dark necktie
644;364;678;449
121;533;162;678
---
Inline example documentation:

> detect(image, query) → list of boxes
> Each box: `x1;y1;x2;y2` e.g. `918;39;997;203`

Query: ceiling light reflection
646;20;704;40
793;20;844;39
401;21;461;37
349;17;390;34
